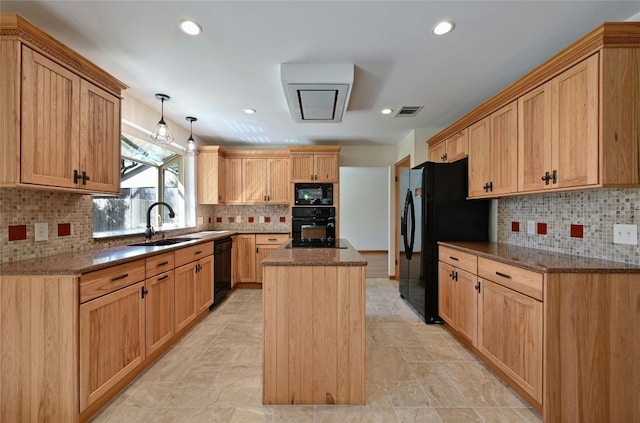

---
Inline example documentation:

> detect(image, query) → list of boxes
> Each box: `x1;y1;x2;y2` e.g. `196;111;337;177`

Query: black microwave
294;183;333;205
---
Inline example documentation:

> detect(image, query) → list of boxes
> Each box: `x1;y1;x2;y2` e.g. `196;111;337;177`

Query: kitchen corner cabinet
288;146;341;182
428;130;468;163
197;146;225;204
0;14;126;194
242;158;289;203
234;233;289;283
468;101;518;198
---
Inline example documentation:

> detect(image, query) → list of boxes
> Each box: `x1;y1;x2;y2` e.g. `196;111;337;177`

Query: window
93;131;194;238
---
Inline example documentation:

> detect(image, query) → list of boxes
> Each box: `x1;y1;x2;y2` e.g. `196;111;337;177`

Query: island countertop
261;239;367;267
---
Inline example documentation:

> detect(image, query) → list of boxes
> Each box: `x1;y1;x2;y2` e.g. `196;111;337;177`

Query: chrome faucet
145;202;175;241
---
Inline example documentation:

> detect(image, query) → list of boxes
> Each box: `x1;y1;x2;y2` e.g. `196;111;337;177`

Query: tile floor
89;278;543;423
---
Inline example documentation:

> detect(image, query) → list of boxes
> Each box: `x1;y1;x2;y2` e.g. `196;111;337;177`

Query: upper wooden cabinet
1;14;127;194
225;157;243;204
242;157;289;204
429;130;468;163
197;146;226;204
426;22;640;198
289;146;340;182
468;101;518;198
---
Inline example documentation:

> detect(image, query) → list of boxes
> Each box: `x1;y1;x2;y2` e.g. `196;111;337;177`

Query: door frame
393;155;411;280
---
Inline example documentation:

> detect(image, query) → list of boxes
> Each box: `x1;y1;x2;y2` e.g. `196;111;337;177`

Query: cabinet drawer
478;257;543;301
175;241;213;267
439;246;477;274
255;234;289;245
80;259;146;303
145;252;175;278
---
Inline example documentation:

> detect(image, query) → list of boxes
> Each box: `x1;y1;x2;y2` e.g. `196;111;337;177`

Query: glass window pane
161;160;185;227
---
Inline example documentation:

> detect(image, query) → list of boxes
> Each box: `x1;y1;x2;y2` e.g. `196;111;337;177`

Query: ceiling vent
395;106;423;117
281;64;353;123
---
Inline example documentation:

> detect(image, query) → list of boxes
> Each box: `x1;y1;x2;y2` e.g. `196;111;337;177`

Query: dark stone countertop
439;242;640;273
262;239;367;267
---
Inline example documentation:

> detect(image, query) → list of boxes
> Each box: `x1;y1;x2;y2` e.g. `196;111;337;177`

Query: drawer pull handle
495;271;512;279
268;238;277;241
449;256;459;261
157;275;169;281
157;261;169;266
194;250;202;255
111;273;129;282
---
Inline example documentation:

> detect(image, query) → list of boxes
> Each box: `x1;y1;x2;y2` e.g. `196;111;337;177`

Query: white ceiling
3;1;639;147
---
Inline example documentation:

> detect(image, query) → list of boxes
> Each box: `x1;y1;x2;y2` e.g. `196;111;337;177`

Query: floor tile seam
389;404;445;423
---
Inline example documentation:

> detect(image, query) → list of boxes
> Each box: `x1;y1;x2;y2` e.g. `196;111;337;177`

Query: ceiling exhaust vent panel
281;64;353;123
395;106;423;117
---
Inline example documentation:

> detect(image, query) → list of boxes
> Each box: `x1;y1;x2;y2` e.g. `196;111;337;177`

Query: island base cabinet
263;265;366;405
478;279;543;404
80;282;146;411
544;273;640;423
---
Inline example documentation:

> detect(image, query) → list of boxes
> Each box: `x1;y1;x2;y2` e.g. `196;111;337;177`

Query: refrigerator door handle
403;189;412;259
406;190;416;260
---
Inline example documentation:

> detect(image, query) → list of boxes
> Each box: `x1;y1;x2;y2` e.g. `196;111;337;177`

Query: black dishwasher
211;237;232;308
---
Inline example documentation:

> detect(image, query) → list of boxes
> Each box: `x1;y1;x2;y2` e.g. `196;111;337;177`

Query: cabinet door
429;142;446;163
79;80;120;193
225;158;243;203
490;101;518;195
456;268;478;347
438;261;456;327
21;46;80;189
290;154;315;182
218;155;226;203
478;279;543;402
197;151;223;204
267;158;290;203
314;154;339;182
518;82;552;192
195;255;214;313
79;282;145;411
256;244;279;283
551;54;599;189
242;158;267;203
235;234;257;282
468;116;492;197
174;262;197;332
145;271;175;355
446;130;469;162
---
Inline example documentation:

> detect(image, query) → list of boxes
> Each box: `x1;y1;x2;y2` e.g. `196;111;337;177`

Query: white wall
339;167;389;251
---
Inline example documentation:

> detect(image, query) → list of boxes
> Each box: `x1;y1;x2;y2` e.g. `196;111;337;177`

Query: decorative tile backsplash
498;188;640;265
0;188;291;264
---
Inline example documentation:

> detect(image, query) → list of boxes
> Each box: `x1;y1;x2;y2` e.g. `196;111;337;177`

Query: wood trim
0;13;127;95
426;22;640;147
224;149;290;159
287;145;341;154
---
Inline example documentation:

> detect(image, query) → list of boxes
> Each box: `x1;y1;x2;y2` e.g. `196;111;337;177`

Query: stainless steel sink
129;237;199;247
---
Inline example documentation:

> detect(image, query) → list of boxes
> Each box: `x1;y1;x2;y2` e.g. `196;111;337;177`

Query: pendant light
185;116;198;156
150;93;174;144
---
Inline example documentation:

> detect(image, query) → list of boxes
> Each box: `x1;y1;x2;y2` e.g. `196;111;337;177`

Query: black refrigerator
399;158;489;323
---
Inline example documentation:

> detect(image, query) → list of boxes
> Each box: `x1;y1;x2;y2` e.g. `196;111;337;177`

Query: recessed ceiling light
433;21;454;36
180;19;202;35
381;108;393;115
244;108;256;114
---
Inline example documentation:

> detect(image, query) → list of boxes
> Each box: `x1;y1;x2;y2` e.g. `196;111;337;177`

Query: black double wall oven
291;183;336;247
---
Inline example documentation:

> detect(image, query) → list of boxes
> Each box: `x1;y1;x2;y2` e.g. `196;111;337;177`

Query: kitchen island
261;239;367;405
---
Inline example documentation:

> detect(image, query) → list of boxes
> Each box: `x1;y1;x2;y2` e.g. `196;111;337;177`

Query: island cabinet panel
0;275;79;423
544;273;640;423
263;265;366;405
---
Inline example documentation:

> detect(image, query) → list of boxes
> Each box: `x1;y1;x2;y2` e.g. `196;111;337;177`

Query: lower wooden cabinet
145;270;175;355
234;234;289;283
79;281;146;411
175;254;213;332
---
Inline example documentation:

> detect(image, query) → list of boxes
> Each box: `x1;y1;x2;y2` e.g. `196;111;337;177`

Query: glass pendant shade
185;116;198;156
151;94;174;144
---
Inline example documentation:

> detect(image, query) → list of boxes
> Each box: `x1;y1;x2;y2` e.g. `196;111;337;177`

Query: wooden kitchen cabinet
197;146;226;204
289;146;340;182
468;101;518;198
429;130;468;163
1;15;126;194
145;270;175;355
519;54;599;193
242;158;289;203
174;242;214;331
225;157;243;204
79;281;146;411
234;233;289;283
